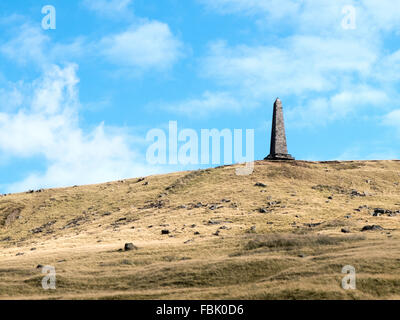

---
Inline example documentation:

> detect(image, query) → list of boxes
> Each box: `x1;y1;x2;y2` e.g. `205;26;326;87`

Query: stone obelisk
265;98;295;160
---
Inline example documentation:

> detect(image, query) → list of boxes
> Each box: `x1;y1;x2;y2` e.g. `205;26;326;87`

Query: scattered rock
304;222;323;228
361;225;383;232
36;264;43;269
254;182;267;188
350;190;366;197
141;200;167;209
213;230;220;236
161;229;170;235
124;243;138;251
341;227;350;233
229;202;238;209
194;231;200;235
137;178;145;183
16;252;24;256
258;208;268;213
62;217;86;229
207;220;221;225
31;220;56;234
143;181;149;186
298;254;306;258
267;201;281;206
373;208;385;216
30;247;36;251
371;208;399;217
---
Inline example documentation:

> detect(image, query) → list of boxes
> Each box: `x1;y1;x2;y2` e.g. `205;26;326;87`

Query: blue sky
0;0;399;193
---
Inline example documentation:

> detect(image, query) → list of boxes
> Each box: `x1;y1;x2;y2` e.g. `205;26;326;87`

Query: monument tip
265;98;295;161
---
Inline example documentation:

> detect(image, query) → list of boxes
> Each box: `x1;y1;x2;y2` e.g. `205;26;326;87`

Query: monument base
264;153;295;161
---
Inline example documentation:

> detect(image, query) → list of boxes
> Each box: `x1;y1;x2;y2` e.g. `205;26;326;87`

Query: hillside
1;160;400;300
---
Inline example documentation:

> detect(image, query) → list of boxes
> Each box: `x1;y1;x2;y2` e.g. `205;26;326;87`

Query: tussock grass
244;233;365;251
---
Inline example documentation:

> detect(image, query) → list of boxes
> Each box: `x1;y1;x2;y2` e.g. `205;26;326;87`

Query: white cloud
200;0;400;34
83;0;133;19
286;87;389;127
374;49;400;83
99;21;184;71
0;84;24;111
0;20;184;191
336;147;398;161
163;91;244;117
0;24;49;66
0;20;183;73
0;64;160;193
168;34;382;118
382;109;400;127
199;0;300;20
184;0;400;123
202;37;377;98
0;23;85;68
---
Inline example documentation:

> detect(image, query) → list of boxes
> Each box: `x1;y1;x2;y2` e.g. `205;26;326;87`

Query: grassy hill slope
1;160;400;299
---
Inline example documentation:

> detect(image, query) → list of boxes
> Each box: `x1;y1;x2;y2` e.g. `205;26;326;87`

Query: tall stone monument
265;98;295;161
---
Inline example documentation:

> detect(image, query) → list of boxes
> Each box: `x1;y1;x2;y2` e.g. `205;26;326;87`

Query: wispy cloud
162;91;245;117
0;64;160;193
382;109;400;127
99;21;184;71
286;86;390;127
0;19;184;73
168;0;400;126
82;0;133;19
0;21;167;192
0;23;86;68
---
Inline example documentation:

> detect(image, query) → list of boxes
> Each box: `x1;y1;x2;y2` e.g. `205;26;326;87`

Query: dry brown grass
0;160;400;299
